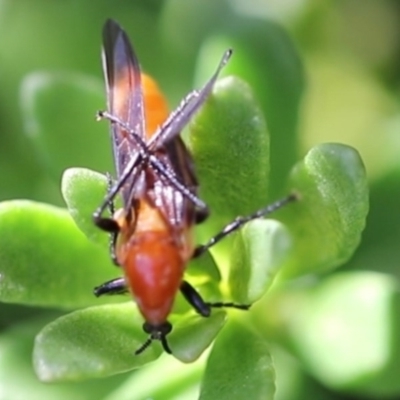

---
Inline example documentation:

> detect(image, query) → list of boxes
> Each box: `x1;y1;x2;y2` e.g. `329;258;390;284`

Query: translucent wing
152;138;199;228
101;19;218;225
101;19;146;203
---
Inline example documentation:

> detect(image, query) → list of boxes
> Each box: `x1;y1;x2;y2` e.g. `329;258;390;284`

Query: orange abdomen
121;231;185;325
142;74;169;139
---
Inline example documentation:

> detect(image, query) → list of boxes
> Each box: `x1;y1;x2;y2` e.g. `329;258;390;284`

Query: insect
93;19;296;355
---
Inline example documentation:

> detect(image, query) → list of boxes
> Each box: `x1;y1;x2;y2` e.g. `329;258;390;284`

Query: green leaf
229;219;293;304
195;30;303;198
187;250;221;283
169;310;227;363
279;143;368;279
0;315;128;399
189;76;270;263
62;167;109;247
0;200;118;308
273;272;400;398
199;319;275;400
20;72;111;180
33;303;160;382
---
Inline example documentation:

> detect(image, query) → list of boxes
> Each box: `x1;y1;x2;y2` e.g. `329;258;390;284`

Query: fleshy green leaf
190;76;270;224
195;30;303;198
169;310;227;363
0;200;118;308
187;250;221;283
0;315;128;400
33;303;160;382
229;219;293;304
199;319;275;400
20;72;111;180
278;143;368;279
190;76;270;264
62;167;109;247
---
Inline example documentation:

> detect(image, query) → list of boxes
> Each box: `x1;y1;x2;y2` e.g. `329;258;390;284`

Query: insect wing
137;50;233;227
102;19;146;203
123;138;199;229
154;139;199;228
149;49;232;151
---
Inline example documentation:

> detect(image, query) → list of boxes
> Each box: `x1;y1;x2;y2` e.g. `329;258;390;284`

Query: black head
135;321;173;355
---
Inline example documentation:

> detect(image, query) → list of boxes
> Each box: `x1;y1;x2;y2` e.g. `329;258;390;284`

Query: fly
93;19;296;355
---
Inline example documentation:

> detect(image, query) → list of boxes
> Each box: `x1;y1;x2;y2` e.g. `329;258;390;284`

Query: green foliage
199;320;275;400
1;1;398;400
34;304;161;382
20;72;109;179
0;200;116;308
2;72;367;398
280;143;369;279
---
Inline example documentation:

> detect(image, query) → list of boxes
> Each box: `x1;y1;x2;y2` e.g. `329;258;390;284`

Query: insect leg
97;110;149;152
150;155;207;210
193;193;297;259
94;277;128;296
93;152;143;230
180;281;211;317
104;172;120;266
205;301;250;310
180;280;251;314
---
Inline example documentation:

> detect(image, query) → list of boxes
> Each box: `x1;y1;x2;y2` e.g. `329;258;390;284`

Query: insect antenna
160;335;172;354
134;337;153;355
134;334;172;355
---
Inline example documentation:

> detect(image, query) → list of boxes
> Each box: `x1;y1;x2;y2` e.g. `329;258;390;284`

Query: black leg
180;280;250;316
205;301;250;310
105;173;120;266
93;170;121;234
92;151;143;232
180;280;211;317
94;277;128;297
193;193;297;259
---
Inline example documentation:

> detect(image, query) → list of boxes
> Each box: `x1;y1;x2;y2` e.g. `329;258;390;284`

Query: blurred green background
1;0;400;399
